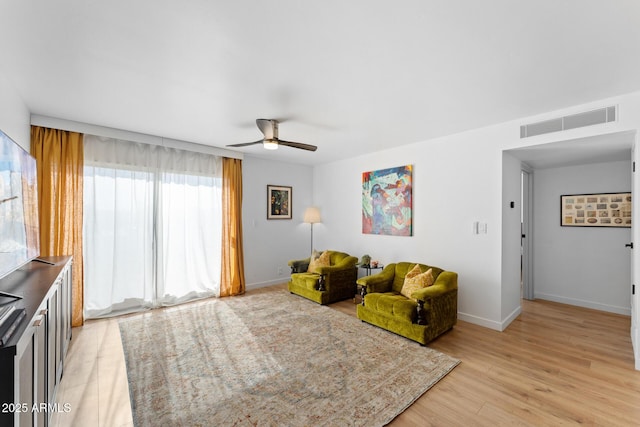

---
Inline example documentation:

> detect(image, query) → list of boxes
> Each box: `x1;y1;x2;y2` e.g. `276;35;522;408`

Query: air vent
520;106;616;138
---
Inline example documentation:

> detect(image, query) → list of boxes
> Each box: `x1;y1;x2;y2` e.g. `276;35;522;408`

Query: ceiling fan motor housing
257;118;277;140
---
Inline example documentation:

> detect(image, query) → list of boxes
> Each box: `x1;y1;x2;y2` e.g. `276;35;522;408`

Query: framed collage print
561;192;631;227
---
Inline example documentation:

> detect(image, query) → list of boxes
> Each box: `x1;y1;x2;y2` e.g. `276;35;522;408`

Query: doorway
505;130;638;369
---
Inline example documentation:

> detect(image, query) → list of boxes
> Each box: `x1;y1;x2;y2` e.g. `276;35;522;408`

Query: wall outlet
277;267;283;276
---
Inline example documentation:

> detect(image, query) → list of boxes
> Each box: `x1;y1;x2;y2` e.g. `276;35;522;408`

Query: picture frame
561;192;631;227
267;185;292;220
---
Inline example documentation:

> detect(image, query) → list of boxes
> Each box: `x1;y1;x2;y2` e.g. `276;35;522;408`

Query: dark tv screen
0;129;40;280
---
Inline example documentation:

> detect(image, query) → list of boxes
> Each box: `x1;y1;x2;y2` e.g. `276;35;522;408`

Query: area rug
119;289;460;426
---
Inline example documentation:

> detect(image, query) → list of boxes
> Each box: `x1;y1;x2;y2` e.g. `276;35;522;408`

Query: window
83;135;222;317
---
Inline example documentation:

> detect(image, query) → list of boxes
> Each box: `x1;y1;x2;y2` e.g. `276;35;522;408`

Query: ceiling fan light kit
227;119;318;152
263;139;279;150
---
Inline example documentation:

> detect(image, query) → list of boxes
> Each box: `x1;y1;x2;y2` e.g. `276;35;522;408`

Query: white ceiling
1;0;640;165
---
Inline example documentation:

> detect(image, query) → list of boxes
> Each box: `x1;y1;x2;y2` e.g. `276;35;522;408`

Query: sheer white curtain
83;135;222;318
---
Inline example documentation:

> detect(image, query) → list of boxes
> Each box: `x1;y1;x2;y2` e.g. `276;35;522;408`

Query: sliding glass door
83;135;222;318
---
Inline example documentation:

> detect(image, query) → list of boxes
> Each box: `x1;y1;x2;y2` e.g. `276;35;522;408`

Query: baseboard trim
457;312;502;331
534;292;631;316
246;279;288;291
632;324;640;370
501;305;522;331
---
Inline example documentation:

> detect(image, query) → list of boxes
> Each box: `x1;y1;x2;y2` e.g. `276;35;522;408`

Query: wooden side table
359;264;383;276
358;264;384;276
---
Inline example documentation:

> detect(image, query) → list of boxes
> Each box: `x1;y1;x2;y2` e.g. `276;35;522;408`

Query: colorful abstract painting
362;165;412;236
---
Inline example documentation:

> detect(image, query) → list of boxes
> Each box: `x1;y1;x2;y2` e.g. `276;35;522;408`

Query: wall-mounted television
0;129;40;281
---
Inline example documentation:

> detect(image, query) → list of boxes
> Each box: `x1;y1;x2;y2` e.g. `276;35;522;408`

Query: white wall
0;73;30;149
242;155;314;289
533;160;632;314
313;128;505;329
501;152;523;324
314;90;640;331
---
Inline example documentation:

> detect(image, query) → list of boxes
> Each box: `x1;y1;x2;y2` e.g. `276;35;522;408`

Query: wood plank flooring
53;283;640;426
330;289;640;426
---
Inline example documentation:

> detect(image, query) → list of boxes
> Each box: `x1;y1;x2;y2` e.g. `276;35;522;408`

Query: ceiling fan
227;119;317;152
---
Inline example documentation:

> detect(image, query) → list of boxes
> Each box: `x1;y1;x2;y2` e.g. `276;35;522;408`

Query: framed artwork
362;165;412;236
561;192;631;227
267;185;292;219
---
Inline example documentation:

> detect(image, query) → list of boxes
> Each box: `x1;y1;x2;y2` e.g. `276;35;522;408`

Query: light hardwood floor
52;284;640;426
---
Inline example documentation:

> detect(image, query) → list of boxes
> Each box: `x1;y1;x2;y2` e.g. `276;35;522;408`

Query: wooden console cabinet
0;257;72;427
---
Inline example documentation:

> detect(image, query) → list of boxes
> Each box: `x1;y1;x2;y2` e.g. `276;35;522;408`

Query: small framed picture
267;185;292;219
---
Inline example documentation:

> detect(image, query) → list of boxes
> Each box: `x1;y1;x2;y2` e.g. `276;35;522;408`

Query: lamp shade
303;206;321;224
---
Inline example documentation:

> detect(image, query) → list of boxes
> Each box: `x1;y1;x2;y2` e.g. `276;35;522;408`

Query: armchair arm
314;255;358;292
288;257;310;273
315;256;358;275
411;271;458;301
356;264;395;294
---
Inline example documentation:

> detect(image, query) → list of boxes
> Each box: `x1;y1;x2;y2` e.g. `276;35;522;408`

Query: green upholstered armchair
287;250;358;305
356;262;458;345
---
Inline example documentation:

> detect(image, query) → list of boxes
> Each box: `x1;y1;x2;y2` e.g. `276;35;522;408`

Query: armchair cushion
308;250;331;273
305;249;321;272
365;292;419;322
405;263;422;279
400;267;434;300
294;273;324;291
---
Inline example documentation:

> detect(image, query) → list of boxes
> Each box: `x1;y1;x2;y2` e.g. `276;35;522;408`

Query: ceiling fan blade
226;139;264;148
277;139;318;152
256;118;276;137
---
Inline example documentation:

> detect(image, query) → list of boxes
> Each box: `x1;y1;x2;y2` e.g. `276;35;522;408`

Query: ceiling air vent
520;106;616;138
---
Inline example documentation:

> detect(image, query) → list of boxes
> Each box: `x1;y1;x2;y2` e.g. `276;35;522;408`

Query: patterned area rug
119;289;460;426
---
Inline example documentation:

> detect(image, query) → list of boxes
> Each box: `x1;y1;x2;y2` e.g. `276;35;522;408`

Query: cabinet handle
40;309;48;315
33;319;43;327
